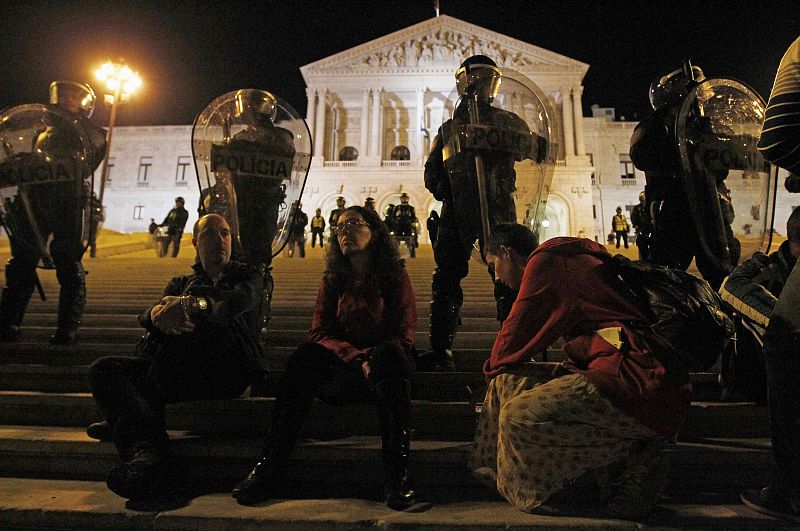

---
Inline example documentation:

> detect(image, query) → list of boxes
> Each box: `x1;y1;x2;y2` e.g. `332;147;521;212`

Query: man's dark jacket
138;259;267;375
162;206;189;236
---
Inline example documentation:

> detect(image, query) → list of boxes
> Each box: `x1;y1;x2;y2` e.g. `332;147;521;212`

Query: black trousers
764;260;800;497
430;201;517;351
88;351;252;459
310;229;324;247
614;231;629;248
265;341;415;460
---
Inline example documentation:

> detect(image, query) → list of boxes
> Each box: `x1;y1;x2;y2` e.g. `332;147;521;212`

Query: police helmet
648;63;705;111
336;196;346;206
234;89;278;122
49;81;97;118
639;191;646;202
455;55;502;103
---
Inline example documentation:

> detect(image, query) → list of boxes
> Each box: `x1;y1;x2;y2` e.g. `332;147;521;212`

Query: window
391;145;410;161
175;155;191;182
592;204;596;219
619;153;635;180
339;146;358;161
133;205;144;220
105;157;115;182
138;156;153;182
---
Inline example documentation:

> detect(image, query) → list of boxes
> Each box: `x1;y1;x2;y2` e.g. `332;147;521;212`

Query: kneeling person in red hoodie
469;223;692;520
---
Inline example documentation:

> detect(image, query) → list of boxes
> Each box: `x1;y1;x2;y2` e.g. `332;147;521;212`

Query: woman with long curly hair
234;206;418;509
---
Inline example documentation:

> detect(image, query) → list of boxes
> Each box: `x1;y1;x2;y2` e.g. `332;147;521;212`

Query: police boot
425;291;461;371
258;266;274;345
0;286;32;342
0;261;37;342
374;377;416;510
51;265;86;345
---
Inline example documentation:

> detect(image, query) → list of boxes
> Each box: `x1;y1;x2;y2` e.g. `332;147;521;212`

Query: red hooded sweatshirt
484;237;692;437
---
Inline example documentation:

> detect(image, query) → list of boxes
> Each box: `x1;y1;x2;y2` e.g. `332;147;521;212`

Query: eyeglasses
333;218;371;235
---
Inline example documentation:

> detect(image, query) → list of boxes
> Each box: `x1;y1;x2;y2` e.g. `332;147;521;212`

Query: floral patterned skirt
468;370;659;512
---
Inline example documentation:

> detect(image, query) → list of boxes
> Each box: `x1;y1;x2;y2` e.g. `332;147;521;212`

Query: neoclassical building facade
98;15;796;246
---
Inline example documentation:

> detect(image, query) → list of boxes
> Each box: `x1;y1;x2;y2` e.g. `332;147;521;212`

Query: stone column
415;88;425;164
572;85;586;157
305;88;316;146
359;88;370;160
369;87;384;161
330;107;339;161
314;88;327;159
561;86;575;160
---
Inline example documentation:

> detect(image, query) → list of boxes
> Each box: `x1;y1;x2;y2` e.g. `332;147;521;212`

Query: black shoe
384;472;416;510
601;440;669;521
232;456;284;505
106;447;180;500
741;486;800;523
0;325;20;343
49;329;78;345
415;349;455;372
87;420;111;442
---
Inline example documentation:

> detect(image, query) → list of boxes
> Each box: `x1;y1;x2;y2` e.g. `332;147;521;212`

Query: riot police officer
328;196;346;232
195;89;307;344
0;81;106;344
393;193;418;258
423;55;535;370
630;64;740;290
88;191;104;258
630;191;651;260
287;201;307;258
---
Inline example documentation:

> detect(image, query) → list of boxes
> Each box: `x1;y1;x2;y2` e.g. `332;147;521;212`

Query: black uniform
393;203;418;257
0;106;106;343
629;198;651;260
287;206;308;258
424;101;529;361
159;204;189;258
630;102;740;289
88;194;104;258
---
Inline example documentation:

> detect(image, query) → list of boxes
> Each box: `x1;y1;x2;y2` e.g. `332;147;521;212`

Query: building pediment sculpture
361;29;538;69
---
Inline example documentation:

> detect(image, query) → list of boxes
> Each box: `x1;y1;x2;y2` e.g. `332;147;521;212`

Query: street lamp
95;60;142;205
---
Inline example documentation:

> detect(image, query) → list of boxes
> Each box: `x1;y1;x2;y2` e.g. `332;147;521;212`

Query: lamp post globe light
95;60;142;204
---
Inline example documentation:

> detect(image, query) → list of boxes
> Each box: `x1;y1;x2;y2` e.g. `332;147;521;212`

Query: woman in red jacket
233;206;418;509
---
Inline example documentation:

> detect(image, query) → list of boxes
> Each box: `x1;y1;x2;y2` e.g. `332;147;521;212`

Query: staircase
0;245;788;529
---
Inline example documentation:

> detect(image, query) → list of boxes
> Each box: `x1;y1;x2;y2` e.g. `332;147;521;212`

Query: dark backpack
606;255;735;372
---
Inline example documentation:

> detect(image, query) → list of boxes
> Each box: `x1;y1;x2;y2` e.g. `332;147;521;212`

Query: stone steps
0;251;780;528
0;391;769;440
3;478;792;531
0;427;773;491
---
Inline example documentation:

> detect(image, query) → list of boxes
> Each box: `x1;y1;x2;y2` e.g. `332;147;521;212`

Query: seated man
87;214;267;500
719;207;800;404
469;223;692;520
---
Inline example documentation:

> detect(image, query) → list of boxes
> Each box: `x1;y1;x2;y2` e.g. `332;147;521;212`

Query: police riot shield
676;78;777;272
192;89;311;263
0;104;96;268
437;65;558;257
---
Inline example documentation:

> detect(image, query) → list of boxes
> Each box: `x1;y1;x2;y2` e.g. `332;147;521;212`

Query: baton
466;94;492;257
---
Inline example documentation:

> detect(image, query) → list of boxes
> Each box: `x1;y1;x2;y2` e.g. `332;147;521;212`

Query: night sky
1;0;797;127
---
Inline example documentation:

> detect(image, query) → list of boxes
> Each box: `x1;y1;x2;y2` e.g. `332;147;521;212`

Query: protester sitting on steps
233;205;418;510
86;214;267;500
718;206;800;404
468;223;692;520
